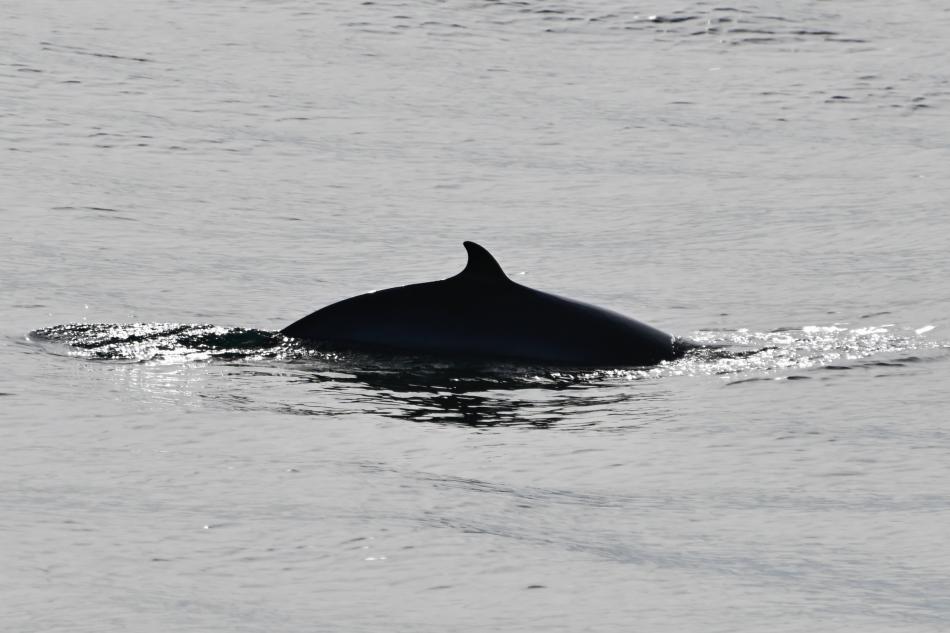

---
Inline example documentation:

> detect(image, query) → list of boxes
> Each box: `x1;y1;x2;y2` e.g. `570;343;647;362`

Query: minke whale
282;242;683;367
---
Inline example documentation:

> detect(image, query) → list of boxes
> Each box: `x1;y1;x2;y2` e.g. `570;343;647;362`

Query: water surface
3;1;950;631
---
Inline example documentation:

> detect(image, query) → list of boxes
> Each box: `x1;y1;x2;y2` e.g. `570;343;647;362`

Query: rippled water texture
3;1;950;631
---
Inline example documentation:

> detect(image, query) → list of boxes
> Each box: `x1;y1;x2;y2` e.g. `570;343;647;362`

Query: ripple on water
29;322;300;363
344;1;866;47
26;321;944;426
29;321;941;376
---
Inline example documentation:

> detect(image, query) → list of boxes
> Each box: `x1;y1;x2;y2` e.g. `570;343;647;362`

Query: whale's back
282;266;675;367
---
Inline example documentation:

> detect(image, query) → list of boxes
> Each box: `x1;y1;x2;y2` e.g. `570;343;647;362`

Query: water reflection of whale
29;322;674;427
291;359;672;428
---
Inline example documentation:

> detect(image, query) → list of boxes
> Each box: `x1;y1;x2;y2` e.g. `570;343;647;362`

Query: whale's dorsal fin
455;241;509;283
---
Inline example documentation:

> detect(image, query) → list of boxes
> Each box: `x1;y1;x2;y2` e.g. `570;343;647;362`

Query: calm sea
2;1;949;631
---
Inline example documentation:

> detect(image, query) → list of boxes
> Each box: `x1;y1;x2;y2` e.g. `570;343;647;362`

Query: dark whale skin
282;242;678;367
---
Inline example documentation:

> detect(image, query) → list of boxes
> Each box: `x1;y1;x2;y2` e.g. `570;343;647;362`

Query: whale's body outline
282;242;680;367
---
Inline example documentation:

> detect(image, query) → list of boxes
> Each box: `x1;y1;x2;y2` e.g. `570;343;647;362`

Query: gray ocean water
3;1;950;631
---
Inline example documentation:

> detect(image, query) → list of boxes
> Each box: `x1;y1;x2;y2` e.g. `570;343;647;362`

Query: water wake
26;321;944;428
29;321;942;382
29;322;304;363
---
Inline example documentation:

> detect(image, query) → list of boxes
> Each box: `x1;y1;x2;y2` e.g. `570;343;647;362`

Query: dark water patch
730;37;778;45
819;356;934;372
40;42;153;63
726;377;774;386
234;357;668;429
646;15;697;24
726;375;811;386
728;28;777;35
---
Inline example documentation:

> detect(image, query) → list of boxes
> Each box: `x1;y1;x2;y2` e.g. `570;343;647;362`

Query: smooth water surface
3;1;950;631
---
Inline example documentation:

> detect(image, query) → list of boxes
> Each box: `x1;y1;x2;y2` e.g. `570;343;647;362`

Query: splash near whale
281;242;682;367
